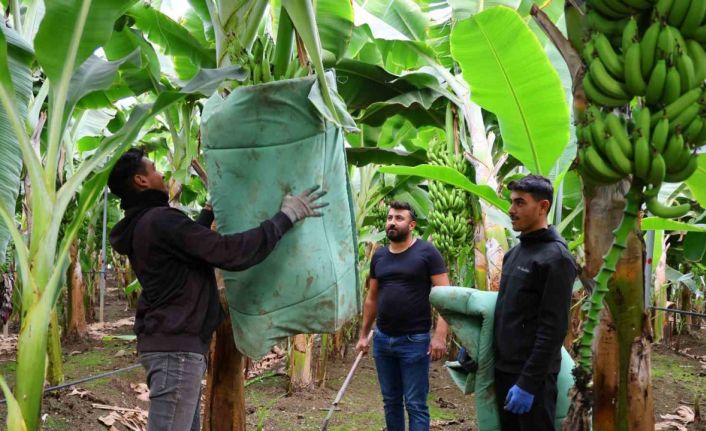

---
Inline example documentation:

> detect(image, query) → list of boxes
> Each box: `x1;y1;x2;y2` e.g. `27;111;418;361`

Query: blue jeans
373;328;431;431
139;352;207;431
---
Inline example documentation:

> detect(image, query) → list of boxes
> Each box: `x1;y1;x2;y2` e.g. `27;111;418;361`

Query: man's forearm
433;315;449;339
360;299;377;334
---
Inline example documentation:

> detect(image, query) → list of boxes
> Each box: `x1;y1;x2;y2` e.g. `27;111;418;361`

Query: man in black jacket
108;148;326;431
493;175;576;431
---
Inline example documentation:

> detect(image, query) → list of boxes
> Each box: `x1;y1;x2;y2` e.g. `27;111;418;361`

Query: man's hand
204;200;213;211
428;334;446;361
280;185;328;223
355;335;370;355
504;384;534;414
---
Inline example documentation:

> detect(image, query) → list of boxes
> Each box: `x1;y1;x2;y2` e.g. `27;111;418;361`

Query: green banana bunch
426;138;472;272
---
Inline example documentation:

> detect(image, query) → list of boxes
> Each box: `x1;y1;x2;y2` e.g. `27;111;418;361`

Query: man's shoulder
414;239;440;253
140;206;191;229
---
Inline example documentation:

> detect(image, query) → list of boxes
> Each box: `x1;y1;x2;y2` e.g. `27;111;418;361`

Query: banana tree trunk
46;309;64;386
15;296;52;430
289;334;314;390
202;271;245;431
467;102;507;291
583;183;654;430
67;239;87;339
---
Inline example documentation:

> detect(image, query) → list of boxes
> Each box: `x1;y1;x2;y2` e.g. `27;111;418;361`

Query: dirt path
0;283;703;430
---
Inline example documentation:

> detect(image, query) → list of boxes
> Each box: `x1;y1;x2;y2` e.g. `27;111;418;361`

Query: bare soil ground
0;284;703;430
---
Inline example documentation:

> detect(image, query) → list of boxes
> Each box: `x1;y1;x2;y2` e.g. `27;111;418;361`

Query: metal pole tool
320;330;374;431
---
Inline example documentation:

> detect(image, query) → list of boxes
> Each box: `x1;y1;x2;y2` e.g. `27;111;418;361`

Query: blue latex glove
504;384;534;414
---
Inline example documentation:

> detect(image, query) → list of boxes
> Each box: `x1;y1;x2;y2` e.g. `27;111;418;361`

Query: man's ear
132;173;149;190
410;220;417;230
540;199;551;215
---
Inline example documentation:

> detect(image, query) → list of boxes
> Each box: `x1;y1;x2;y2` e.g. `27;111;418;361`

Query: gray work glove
280;185;328;223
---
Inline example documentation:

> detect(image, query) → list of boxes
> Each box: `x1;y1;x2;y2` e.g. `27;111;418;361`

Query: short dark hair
108;148;147;200
389;201;417;221
508;174;553;207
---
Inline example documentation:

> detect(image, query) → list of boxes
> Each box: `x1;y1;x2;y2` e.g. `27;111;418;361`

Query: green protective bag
429;286;574;431
201;75;360;359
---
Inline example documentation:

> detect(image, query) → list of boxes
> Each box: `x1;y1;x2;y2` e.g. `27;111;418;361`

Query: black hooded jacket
109;190;293;354
493;226;577;393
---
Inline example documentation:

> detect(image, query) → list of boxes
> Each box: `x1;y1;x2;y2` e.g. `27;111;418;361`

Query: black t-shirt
370;239;447;336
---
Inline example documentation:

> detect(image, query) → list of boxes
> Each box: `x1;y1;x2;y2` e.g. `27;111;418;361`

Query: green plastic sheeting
201;75;360;359
429;286;574;431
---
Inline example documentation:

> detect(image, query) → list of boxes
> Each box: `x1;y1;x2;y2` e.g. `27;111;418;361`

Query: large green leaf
334;59;446;126
316;0;354;62
357;0;429;41
127;3;216;79
0;25;32;262
378;164;510;212
34;0;135;83
346;147;427;167
641;217;706;232
450;6;570;176
685;154;706;208
0;376;26;430
683;232;706;262
180;65;248;95
66;51;141;117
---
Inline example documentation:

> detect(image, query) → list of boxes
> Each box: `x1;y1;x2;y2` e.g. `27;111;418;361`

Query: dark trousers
494;369;558;431
139;352;207;431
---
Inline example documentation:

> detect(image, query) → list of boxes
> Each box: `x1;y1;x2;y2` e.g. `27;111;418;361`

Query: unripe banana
676;50;696;92
667;0;691;28
670;103;700;132
646;196;690;218
655;0;676;19
665;154;698;182
668;145;692;173
585;145;624;181
590;59;631;99
622;18;638;54
641;22;661;78
658;87;703;122
680;0;706;37
584;75;630;107
589;0;632;18
686;40;706;83
652;118;671;152
593;33;625;79
657;26;676;60
605;136;634;175
625;42;647;96
661;65;682;105
646;59;667;105
262;58;272;82
647;153;666;187
635;106;651;140
663;132;685;163
588;11;629;36
634;135;651;180
684;116;704;144
606;113;634;157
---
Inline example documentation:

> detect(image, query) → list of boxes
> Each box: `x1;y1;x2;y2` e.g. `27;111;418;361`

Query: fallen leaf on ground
656;405;695;430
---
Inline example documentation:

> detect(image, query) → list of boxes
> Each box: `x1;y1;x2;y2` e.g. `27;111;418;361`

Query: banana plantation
0;0;704;430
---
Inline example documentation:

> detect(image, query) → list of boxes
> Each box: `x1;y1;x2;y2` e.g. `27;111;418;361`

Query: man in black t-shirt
356;201;450;431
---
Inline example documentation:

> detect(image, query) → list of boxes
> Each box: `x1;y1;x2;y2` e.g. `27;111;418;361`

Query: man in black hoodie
108;148;326;431
493;175;576;431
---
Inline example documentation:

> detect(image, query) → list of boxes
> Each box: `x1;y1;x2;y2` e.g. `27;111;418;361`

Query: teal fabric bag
430;286;574;431
201;75;360;359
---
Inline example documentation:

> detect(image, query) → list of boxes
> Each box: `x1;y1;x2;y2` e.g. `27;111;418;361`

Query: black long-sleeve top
110;189;293;354
493;226;577;393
